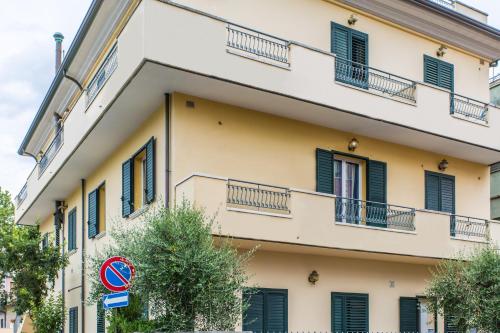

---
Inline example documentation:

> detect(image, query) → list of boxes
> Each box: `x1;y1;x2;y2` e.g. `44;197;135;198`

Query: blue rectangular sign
102;291;129;310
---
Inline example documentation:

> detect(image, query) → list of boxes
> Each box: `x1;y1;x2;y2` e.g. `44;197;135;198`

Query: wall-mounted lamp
308;270;319;285
436;45;447;57
348;138;359;151
348;14;358;26
438;159;449;171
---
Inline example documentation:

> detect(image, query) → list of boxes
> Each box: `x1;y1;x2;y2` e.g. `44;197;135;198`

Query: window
68;208;77;251
445;313;458;333
69;307;78;333
331;22;369;88
122;138;155;217
242;288;287;333
425;171;455;213
331;292;369;333
88;183;106;239
424;55;454;91
400;297;419;333
41;233;49;249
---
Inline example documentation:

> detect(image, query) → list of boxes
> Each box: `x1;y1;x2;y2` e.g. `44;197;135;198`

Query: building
13;0;500;332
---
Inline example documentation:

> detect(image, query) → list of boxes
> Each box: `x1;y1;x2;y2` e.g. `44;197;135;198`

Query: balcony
86;44;118;106
428;0;455;10
176;174;498;260
14;183;27;208
451;94;489;123
38;128;64;177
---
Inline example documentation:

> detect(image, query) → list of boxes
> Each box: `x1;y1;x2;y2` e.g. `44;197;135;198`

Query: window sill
94;232;106;240
68;249;77;256
127;204;150;220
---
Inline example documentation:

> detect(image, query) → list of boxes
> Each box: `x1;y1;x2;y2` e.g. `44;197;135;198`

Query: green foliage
106;294;155;333
31;293;65;333
0;187;68;315
88;202;253;333
426;245;500;333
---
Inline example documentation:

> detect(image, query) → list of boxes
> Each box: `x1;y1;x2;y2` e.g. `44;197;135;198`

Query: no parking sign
99;256;136;292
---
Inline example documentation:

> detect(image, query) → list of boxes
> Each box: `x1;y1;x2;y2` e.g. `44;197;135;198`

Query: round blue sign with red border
99;256;136;292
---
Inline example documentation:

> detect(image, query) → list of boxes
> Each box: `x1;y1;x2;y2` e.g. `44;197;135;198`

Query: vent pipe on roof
53;32;64;75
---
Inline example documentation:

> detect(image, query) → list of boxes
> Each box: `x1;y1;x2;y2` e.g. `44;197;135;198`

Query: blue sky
0;0;499;197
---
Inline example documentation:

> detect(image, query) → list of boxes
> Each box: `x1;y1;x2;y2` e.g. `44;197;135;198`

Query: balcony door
334;158;361;223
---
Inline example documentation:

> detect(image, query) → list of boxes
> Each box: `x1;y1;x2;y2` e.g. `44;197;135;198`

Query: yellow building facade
13;0;500;332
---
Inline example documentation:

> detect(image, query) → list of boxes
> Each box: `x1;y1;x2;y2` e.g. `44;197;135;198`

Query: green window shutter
145;137;155;204
41;233;49;249
400;297;419;333
97;302;105;333
445;313;458;333
425;171;455;213
88;189;99;238
440;176;455;214
69;307;78;333
332;293;369;333
425;172;440;211
367;160;387;227
122;159;134;217
68;208;77;251
316;149;334;194
266;290;287;333
424;55;454;91
243;290;264;333
331;23;350;59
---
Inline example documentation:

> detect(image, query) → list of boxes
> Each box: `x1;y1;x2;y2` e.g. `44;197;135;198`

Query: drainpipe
80;179;86;333
165;94;171;208
55;200;66;333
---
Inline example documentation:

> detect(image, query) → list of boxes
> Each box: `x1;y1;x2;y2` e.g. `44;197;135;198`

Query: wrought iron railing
38;128;64;176
450;215;489;241
428;0;455;9
227;179;291;213
86;44;118;105
227;24;289;64
14;183;27;207
451;94;488;122
335;197;416;231
335;58;417;103
489;73;500;84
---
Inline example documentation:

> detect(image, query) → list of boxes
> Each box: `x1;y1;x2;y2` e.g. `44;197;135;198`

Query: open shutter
68;209;77;251
97;302;105;333
367;160;387;227
425;172;440;211
88;189;98;238
439;61;454;92
145;137;155;204
316;149;334;194
331;23;350;59
424;55;439;86
266;290;287;333
69;307;78;333
122;159;133;217
243;290;264;333
400;297;419;333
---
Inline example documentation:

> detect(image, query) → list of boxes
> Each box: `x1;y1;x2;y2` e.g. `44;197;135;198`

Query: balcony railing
428;0;455;9
335;197;416;231
227;24;289;65
86;44;118;106
227;179;291;214
14;183;27;208
335;58;417;103
38;128;64;177
451;94;488;123
451;215;489;241
490;73;500;84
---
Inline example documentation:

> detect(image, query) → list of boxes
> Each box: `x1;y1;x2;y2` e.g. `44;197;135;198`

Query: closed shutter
445;313;458;333
332;293;369;333
243;290;264;333
69;307;78;333
68;208;77;251
425;172;441;211
243;289;287;333
145;138;155;204
424;55;454;92
88;189;98;238
266;290;287;333
367;160;387;227
41;233;49;249
316;149;334;194
440;176;455;214
97;302;105;333
425;171;455;213
400;297;419;333
122;159;134;217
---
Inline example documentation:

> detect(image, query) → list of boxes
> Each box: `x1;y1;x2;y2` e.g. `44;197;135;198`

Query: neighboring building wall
170;93;490;218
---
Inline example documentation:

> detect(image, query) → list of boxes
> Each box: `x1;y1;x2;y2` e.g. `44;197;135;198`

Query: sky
0;0;499;198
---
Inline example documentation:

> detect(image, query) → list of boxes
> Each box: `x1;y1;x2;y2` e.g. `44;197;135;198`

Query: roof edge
17;0;104;156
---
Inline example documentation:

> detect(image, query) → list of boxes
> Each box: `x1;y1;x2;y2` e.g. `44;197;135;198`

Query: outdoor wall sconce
348;14;358;26
348;138;359;151
308;270;319;284
438;159;449;171
436;45;447;57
